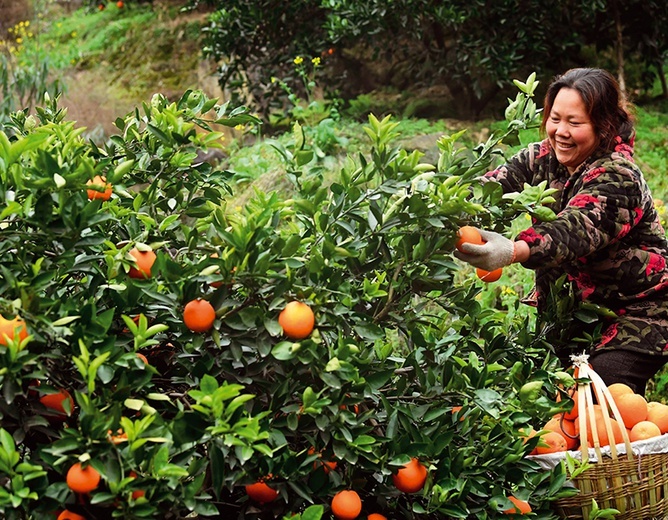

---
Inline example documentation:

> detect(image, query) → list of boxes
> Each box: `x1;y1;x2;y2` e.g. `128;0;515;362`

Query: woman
455;67;668;394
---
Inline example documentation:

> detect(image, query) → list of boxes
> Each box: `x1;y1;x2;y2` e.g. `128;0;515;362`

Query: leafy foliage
0;78;582;518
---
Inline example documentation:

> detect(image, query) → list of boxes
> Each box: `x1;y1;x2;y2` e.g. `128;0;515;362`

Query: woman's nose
555;122;570;137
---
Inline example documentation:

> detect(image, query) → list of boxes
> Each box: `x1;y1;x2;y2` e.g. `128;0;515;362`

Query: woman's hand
454;228;517;271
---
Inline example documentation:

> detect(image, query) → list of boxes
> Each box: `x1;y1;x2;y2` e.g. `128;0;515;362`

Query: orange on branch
86;175;112;201
57;511;86;520
245;480;278;504
0;314;28;346
367;515;387;520
278;301;315;340
66;462;101;494
40;389;74;416
183;298;216;333
331;490;362;520
503;496;532;515
128;248;156;279
392;457;428;493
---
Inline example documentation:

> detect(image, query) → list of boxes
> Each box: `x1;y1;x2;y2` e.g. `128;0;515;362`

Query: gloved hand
453;228;516;271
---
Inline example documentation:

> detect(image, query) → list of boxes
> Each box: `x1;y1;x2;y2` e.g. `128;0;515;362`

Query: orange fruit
128;248;156;279
564;389;579;421
86;175;112;201
245;480;278;504
476;267;502;282
57;511;86;520
128;471;145;499
455;226;483;252
183;298;216;332
630;420;661;442
543;416;578;450
278;301;315;340
116;0;124;7
647;402;668;433
392;458;428;493
503;496;532;514
367;515;387;520
0;314;28;346
308;447;338;474
107;429;127;444
66;462;101;494
586;416;624;447
608;383;634;403
40;389;74;416
331;490;362;520
615;393;648;428
535;431;567;454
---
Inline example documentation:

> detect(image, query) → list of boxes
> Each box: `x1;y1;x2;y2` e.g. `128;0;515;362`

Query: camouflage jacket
483;136;668;354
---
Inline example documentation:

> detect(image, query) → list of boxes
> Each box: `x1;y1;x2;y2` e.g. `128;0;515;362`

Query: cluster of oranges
455;226;503;283
528;382;668;455
244;458;427;519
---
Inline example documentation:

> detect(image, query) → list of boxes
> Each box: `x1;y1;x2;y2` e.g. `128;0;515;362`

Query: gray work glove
453;228;516;271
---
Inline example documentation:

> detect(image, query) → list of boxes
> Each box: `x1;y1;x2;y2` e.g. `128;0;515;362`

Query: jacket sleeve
518;162;644;269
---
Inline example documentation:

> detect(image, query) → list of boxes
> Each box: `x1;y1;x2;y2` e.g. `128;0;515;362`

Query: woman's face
546;87;599;174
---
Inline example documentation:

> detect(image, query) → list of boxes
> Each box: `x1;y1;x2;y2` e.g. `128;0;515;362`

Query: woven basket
531;355;668;520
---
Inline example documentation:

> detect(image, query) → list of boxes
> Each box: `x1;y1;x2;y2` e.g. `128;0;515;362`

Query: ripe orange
615;393;648;428
245;480;278;504
503;496;532;514
608;383;634;403
183;298;216;332
66;462;101;493
107;429;127;444
630;420;661;442
128;471;145;499
476;267;502;283
586;416;624;447
116;0;124;7
278;301;315;340
543;416;578;450
0;314;28;346
455;226;483;252
308;447;338;474
128;248;156;279
535;431;568;454
367;515;387;520
647;402;668;433
57;511;86;520
86;175;112;201
392;458;428;493
331;490;362;520
40;389;74;416
564;389;579;421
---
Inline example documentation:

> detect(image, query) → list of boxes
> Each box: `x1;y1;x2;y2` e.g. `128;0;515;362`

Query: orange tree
0;76;580;519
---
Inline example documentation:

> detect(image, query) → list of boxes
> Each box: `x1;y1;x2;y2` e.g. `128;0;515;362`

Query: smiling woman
454;67;668;395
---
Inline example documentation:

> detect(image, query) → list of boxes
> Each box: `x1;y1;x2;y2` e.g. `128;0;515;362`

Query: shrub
0;78;578;518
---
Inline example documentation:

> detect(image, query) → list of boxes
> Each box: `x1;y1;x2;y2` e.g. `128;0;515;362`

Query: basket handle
571;355;633;463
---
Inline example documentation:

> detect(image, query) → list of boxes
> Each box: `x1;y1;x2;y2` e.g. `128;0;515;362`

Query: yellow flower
293;56;303;65
311;57;321;66
71;31;77;38
16;38;23;44
234;124;244;131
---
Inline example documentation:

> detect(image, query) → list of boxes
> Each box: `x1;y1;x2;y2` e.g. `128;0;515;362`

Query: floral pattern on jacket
483;137;668;355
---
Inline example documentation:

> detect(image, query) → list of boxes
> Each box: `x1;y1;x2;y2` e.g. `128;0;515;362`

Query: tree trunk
612;0;626;95
658;61;668;99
